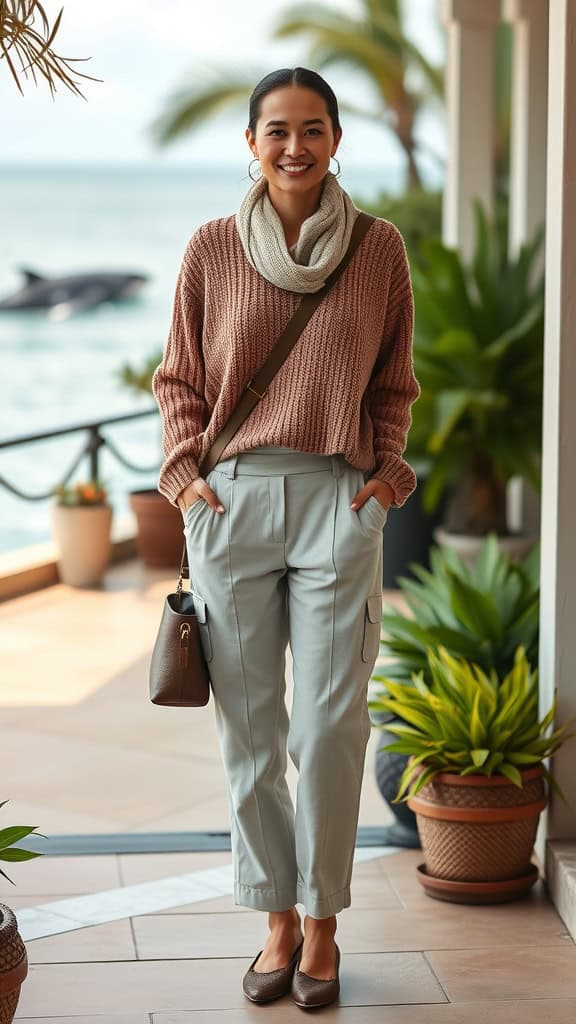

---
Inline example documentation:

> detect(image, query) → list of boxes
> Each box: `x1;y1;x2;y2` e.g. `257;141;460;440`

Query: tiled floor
2;558;576;1020
7;848;576;1021
0;558;405;835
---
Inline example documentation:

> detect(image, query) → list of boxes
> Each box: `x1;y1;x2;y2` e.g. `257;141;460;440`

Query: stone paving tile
133;911;267;959
336;895;568;951
25;919;136;963
14;952;445;1016
4;854;121;896
4;894;79;910
118;851;232;886
1;727;226;827
149;894;254;915
380;849;550;913
149;999;576;1023
17;1016;148;1023
427;945;576;1001
134;892;570;960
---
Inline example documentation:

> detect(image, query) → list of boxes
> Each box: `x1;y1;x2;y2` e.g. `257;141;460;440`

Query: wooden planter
407;762;547;903
0;905;27;1023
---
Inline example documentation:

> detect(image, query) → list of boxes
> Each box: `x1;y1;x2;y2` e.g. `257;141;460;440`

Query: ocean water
0;162;405;554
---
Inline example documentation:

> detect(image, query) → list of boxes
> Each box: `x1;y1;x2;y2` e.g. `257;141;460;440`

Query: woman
152;66;420;1009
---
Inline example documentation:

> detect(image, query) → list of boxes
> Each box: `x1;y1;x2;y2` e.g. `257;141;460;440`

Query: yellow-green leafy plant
369;646;576;805
0;800;44;884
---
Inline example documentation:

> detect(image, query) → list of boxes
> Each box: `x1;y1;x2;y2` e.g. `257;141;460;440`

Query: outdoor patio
7;845;576;1021
2;558;576;1020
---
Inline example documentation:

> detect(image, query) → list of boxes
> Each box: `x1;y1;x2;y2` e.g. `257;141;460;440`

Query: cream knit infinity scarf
235;170;360;293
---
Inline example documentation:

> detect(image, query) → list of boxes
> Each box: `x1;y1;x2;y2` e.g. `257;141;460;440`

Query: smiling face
246;84;342;194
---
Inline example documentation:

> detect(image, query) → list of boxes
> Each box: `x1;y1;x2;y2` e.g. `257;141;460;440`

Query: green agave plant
369;646;576;805
409;199;545;535
0;800;44;884
376;534;539;690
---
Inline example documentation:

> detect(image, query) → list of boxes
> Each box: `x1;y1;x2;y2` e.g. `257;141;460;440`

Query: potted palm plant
52;479;113;587
117;355;183;568
372;534;539;846
409;200;544;562
0;800;44;1023
370;646;576;904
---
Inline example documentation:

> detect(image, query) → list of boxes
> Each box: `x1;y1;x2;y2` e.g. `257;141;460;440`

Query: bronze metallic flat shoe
242;939;304;1004
291;942;341;1009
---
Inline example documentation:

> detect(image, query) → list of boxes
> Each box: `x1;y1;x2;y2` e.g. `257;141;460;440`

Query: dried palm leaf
0;1;101;97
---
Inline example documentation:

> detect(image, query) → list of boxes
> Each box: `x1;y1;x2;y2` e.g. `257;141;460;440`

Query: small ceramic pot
433;527;536;569
52;503;113;587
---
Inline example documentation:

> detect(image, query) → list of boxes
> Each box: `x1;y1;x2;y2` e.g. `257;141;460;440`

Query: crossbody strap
177;210;376;588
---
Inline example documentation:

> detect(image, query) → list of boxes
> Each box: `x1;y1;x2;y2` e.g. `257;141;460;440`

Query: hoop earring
248;158;262;182
330;155;341;177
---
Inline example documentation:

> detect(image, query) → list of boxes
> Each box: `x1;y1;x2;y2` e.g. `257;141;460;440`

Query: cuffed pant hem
234;881;298;912
296;883;351;918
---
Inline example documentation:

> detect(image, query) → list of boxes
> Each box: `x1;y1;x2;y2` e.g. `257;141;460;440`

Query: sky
0;0;445;167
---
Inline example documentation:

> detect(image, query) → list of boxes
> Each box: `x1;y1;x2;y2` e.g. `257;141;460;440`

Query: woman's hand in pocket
350;479;393;511
177;478;225;515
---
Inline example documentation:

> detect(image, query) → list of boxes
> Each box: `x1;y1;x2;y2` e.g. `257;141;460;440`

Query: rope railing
0;408;160;501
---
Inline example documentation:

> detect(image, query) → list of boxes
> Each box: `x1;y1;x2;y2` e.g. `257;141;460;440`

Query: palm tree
273;0;443;190
150;0;444;191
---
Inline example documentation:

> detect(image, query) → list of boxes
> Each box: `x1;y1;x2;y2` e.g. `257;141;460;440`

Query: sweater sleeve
151;236;211;507
364;227;421;507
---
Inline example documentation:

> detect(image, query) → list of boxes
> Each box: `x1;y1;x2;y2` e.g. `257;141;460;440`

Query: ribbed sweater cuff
157;458;200;508
371;455;417;508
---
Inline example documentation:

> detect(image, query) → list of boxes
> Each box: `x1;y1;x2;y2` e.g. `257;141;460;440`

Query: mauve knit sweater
151;213;420;508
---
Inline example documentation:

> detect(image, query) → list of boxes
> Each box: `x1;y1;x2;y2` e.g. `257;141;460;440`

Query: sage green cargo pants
182;445;385;918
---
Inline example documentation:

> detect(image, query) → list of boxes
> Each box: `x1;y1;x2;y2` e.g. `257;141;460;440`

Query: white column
539;0;576;842
502;0;548;536
438;0;501;259
502;0;548;268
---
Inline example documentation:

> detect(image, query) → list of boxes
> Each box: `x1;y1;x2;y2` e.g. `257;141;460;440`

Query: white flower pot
52;504;113;587
433;526;537;569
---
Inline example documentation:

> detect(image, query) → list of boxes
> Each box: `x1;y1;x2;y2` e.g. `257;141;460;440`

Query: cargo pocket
191;590;213;663
361;592;382;663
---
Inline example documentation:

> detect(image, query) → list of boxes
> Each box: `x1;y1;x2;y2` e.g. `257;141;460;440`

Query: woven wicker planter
407;762;547;903
0;904;27;1023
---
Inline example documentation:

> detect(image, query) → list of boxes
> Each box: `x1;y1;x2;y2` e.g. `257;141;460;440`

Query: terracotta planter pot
0;904;27;1023
52;503;113;587
129;489;184;569
407;762;547;903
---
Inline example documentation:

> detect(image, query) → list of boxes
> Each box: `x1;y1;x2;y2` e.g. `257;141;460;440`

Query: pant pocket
361;592;382;663
183;497;207;529
364;494;388;528
191;590;214;663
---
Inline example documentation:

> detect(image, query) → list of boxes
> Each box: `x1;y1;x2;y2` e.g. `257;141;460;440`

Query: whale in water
0;268;149;318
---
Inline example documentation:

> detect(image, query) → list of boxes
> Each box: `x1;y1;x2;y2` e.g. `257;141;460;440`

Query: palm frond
149;67;261;146
0;1;101;97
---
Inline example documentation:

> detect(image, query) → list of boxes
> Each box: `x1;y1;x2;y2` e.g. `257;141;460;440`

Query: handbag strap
177;210;376;592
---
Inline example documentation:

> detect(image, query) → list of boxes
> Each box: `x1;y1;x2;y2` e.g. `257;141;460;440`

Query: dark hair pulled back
247;67;341;137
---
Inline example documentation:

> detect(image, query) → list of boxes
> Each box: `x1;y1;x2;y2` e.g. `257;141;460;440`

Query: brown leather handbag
149;212;375;707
